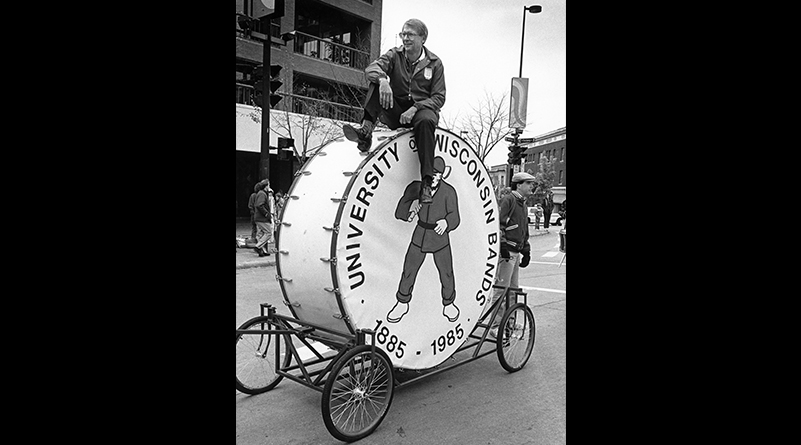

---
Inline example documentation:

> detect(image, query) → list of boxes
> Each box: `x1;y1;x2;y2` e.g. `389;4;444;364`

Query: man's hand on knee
400;106;418;124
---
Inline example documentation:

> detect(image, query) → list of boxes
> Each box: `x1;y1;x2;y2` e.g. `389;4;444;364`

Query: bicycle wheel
321;345;395;442
236;316;291;394
497;303;536;373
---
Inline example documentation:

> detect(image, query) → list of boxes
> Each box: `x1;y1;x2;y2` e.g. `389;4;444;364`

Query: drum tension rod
323;287;341;295
275;274;293;283
342;169;361;177
330;196;347;203
322;225;340;233
320;257;337;264
333;313;349;321
283;300;300;307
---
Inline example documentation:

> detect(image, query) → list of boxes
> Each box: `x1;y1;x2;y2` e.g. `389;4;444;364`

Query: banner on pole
509;77;529;130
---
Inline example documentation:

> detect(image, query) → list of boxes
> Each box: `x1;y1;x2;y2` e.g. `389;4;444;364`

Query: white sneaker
386;302;409;323
442;303;460;322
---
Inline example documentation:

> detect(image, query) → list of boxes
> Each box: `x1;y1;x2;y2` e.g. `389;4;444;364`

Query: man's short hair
404;18;428;42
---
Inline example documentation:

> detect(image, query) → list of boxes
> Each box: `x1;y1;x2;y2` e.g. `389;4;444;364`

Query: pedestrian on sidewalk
247;183;260;243
533;203;543;230
253;179;275;257
542;191;554;229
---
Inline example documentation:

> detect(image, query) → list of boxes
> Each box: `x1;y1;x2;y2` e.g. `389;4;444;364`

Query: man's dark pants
362;85;438;181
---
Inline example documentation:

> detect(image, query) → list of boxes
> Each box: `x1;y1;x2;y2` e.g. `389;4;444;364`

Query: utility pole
240;1;285;182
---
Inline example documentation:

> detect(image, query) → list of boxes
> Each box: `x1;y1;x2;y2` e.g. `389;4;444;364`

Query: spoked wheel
497;303;536;372
236;316;291;394
322;345;395;442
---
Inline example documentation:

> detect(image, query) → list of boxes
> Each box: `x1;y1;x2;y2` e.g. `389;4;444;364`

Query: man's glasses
398;32;419;38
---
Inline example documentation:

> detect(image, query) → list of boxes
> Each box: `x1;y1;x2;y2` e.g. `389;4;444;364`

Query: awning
235;103;344;156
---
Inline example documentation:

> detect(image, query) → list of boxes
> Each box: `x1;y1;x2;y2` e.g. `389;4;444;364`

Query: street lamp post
508;4;542;186
519;5;542;78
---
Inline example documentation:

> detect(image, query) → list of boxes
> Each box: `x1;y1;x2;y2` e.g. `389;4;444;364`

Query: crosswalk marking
538;242;563;258
520;285;566;294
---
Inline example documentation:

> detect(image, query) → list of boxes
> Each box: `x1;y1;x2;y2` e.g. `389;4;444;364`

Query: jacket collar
393;45;439;62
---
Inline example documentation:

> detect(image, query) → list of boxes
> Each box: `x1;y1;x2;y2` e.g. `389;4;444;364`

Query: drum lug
320;257;337;264
280;221;292;227
330;195;347;203
288;195;299;200
342;169;361;177
275;274;293;283
322;225;340;234
295;170;312;177
277;249;289;254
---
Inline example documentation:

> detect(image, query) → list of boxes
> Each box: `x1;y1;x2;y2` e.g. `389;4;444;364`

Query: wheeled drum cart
236;128;536;441
236;286;535;442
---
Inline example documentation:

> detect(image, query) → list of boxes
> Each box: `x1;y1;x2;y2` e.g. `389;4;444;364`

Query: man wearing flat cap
487;171;537;337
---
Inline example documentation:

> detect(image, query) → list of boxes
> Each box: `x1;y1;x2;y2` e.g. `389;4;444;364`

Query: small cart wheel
322;345;395;442
497;303;536;373
236;316;291;394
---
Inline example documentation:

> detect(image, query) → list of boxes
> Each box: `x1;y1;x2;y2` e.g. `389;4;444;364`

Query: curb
236;259;276;270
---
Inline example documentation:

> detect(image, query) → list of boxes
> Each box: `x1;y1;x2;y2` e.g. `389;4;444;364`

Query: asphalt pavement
235;217;560;270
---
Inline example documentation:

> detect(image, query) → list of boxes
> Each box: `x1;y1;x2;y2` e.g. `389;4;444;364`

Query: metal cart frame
236;285;535;442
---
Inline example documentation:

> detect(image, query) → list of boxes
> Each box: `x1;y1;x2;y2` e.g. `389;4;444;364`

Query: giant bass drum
275;127;500;370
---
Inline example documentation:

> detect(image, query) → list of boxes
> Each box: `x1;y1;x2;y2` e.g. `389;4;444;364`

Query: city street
236;227;565;444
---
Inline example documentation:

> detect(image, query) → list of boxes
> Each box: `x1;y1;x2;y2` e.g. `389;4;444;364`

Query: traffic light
251;64;283;108
507;144;525;165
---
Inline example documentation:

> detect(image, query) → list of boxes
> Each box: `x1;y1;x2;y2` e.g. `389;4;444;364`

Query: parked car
526;207;562;226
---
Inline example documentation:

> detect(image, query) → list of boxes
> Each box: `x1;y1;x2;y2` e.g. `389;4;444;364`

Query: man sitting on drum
342;18;446;205
388;156;461;324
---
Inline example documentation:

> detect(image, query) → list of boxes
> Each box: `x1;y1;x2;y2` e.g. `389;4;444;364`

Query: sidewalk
236;218;277;270
236;218;555;270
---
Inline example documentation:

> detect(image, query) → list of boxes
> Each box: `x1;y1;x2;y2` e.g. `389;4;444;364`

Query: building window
559;147;564;161
558;170;563;184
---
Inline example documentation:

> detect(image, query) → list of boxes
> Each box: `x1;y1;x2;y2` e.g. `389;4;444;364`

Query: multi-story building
523;126;566;209
235;0;383;217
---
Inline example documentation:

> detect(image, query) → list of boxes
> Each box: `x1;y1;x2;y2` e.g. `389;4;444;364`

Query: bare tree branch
456;90;514;163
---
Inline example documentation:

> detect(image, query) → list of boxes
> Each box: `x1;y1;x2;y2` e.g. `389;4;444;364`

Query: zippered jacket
498;191;530;253
365;45;446;116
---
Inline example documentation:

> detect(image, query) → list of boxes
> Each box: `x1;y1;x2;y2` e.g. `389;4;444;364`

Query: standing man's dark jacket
498;191;530;253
